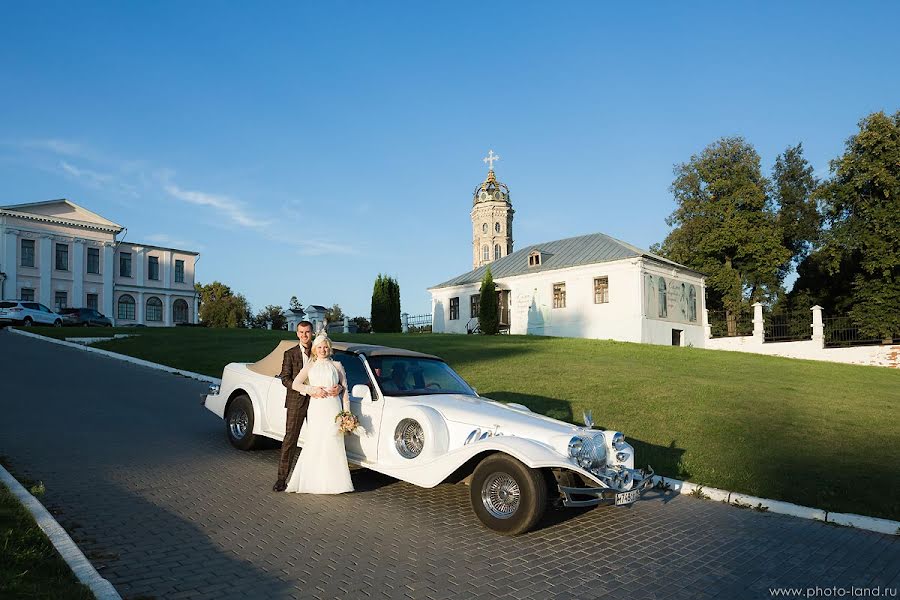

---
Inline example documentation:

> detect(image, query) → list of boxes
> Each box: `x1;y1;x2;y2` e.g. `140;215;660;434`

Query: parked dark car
58;307;113;327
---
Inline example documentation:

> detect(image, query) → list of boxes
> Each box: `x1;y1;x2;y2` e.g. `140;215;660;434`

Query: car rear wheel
225;394;262;450
53;319;62;327
23;317;33;327
470;453;547;535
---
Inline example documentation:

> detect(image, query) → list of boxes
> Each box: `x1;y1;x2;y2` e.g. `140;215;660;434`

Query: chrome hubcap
481;472;521;519
229;408;248;440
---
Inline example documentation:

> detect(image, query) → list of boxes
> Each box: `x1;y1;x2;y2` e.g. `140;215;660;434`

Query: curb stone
652;476;898;536
7;327;898;537
0;464;122;600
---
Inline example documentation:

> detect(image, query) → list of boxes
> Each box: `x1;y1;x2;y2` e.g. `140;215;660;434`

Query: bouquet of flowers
335;410;360;435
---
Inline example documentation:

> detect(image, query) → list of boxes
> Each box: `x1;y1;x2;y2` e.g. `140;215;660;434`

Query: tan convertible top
247;340;443;377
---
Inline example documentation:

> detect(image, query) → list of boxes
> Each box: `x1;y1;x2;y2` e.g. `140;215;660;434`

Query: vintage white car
202;340;654;534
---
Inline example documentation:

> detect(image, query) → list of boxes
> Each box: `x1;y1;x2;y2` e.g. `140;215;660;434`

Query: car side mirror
351;384;372;402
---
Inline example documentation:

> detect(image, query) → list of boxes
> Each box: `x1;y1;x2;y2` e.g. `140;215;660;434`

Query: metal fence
708;307;753;337
764;310;811;343
406;313;432;334
824;315;899;348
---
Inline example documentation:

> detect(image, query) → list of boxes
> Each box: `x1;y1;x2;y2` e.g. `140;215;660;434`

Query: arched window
482;245;489;261
117;294;135;320
146;297;163;322
173;299;189;324
494;244;501;260
482;223;488;233
688;285;697;322
658;277;667;318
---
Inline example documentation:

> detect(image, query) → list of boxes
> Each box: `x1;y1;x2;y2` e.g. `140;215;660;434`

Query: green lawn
0;461;94;599
18;326;900;521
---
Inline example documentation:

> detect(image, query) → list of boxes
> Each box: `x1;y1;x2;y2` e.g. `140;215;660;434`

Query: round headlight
612;432;625;449
578;436;596;469
567;436;584;459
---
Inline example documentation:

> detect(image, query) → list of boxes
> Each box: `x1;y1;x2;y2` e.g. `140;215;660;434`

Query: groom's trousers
278;397;311;481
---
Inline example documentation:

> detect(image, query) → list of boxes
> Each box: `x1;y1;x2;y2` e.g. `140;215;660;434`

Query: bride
285;329;354;494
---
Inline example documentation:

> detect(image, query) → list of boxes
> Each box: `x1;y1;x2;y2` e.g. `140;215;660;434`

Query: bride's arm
336;363;351;412
291;360;317;396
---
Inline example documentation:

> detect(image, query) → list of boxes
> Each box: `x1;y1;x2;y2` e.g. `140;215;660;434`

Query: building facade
0;199;199;326
429;159;707;346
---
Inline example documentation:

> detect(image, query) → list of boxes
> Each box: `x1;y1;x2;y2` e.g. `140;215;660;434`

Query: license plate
615;489;639;505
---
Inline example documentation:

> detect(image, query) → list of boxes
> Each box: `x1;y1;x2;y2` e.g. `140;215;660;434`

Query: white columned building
0;199;200;326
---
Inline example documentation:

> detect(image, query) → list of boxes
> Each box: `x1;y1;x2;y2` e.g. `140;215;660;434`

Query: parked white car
202;341;655;534
0;300;63;327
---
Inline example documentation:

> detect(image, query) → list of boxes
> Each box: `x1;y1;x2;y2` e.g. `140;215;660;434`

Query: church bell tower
471;150;514;270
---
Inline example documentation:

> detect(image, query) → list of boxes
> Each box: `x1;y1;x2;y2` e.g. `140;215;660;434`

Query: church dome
473;169;511;206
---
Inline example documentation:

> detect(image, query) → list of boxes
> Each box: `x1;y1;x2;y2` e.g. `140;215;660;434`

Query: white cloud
163;182;271;229
145;233;203;250
23;138;88;158
58;160;139;197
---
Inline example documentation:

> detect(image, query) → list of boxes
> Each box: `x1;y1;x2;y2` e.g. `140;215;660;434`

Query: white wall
706;335;900;368
430;258;707;345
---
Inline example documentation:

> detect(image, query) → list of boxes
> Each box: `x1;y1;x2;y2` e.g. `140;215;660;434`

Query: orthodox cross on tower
483;149;500;171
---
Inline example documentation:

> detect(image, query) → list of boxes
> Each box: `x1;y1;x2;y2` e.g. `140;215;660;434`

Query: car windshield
366;356;475;397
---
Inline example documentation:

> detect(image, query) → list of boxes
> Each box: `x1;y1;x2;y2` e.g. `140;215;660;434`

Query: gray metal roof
429;232;702;289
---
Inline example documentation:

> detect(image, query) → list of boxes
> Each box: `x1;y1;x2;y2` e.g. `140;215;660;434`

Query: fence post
811;305;824;347
343;315;349;334
752;302;764;342
401;312;409;333
704;308;712;339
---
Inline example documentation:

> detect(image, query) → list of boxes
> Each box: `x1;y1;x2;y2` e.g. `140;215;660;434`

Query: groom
273;320;341;492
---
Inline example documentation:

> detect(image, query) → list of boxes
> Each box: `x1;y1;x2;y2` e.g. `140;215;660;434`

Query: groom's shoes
273;479;287;492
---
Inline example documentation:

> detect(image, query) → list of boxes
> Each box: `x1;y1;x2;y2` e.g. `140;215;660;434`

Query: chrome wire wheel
394;418;424;458
481;472;521;519
228;407;249;440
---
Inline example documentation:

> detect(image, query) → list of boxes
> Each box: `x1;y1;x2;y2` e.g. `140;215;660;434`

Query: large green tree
773;143;820;272
196;281;251;328
252;305;286;329
370;275;401;333
478;267;499;335
815;111;900;339
324;303;344;324
370;274;388;332
655;137;789;334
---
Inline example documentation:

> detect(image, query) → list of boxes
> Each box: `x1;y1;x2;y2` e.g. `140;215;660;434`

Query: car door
264;376;288;438
38;304;57;324
333;351;384;463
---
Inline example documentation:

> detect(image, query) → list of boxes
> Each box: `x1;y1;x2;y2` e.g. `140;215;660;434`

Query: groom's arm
279;350;295;390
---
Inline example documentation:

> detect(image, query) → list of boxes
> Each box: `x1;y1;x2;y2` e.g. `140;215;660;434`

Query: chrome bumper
558;466;655;508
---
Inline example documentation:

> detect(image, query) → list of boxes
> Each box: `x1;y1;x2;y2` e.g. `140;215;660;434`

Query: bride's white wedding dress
285;357;354;494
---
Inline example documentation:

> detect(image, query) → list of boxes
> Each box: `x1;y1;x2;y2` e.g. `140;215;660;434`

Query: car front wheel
23;318;33;327
53;319;62;327
470;453;547;535
225;394;262;450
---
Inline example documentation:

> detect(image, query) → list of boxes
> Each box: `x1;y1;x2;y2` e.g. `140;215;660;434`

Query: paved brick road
1;330;898;600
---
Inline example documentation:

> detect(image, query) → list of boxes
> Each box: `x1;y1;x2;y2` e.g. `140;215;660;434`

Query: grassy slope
21;327;900;521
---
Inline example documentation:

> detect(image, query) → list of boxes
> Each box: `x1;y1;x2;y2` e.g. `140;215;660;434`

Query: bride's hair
311;335;333;360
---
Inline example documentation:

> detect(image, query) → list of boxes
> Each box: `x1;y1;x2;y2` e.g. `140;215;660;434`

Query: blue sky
2;2;898;318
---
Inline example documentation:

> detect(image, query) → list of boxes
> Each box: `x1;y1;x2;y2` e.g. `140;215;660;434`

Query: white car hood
390;393;581;439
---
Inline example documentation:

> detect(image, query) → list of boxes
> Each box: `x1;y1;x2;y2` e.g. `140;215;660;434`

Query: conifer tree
478;268;499;335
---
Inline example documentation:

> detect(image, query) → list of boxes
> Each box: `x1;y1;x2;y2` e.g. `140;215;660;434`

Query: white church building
0;199;199;326
428;154;707;346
